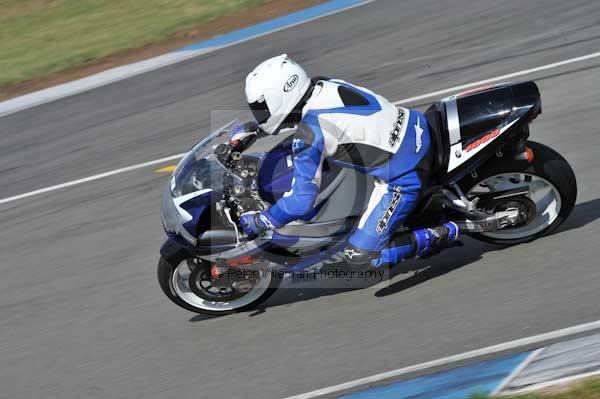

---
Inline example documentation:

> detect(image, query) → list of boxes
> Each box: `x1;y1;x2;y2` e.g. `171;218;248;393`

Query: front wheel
157;257;282;315
460;141;577;245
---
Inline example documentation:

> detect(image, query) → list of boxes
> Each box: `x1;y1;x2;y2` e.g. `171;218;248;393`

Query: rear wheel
460;141;577;245
157;257;282;315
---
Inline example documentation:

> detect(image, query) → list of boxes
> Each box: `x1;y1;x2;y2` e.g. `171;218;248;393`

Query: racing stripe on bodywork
447;118;519;172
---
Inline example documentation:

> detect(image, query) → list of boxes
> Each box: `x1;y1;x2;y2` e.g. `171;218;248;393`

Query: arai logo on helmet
284;75;299;92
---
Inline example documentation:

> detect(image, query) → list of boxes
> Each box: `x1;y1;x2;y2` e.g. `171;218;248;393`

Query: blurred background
0;0;323;99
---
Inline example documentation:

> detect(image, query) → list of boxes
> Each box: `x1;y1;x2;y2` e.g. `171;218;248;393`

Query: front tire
460;141;577;245
157;257;282;315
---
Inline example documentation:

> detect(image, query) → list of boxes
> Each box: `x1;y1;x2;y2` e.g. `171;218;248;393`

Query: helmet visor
249;100;271;124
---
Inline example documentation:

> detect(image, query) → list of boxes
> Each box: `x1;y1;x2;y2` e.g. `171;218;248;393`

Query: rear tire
157;256;282;315
459;141;577;245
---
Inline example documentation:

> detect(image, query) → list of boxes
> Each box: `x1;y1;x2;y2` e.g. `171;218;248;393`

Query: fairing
454;81;541;147
439;81;541;180
161;118;361;259
162;121;242;247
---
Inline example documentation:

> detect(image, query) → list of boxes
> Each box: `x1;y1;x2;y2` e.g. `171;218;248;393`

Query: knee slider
343;245;375;266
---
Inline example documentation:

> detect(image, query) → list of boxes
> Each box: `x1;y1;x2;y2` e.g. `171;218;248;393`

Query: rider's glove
230;121;260;152
239;211;276;238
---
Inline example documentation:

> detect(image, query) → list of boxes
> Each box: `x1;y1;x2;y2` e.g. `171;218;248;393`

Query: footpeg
458;209;522;233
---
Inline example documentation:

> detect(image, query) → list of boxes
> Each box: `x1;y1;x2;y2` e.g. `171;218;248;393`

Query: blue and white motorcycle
158;81;577;315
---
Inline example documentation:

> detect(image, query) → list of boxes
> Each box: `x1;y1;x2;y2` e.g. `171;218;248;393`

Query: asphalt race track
1;1;600;398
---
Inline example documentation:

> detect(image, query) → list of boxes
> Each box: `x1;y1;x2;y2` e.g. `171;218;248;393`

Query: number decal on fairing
464;128;501;152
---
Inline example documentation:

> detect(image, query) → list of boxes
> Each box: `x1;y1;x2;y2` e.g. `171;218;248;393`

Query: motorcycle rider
236;54;459;268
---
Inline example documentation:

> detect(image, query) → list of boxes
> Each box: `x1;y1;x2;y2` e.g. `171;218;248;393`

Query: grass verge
470;377;600;399
0;0;270;87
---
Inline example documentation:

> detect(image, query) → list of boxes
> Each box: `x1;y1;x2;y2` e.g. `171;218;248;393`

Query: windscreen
168;120;297;198
170;120;242;197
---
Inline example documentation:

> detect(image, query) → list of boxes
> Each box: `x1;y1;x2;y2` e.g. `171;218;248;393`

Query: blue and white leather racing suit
259;79;457;266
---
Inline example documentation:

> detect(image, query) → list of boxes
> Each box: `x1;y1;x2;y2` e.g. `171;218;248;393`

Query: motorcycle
158;81;577;315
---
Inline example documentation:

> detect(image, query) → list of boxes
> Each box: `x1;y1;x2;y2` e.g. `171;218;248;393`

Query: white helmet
245;54;311;134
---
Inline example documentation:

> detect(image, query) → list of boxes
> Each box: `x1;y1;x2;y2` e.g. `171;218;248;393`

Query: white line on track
392;50;600;105
283;319;600;399
1;50;600;206
0;154;184;205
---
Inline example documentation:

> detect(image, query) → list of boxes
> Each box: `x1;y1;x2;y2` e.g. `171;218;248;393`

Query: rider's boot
371;222;460;268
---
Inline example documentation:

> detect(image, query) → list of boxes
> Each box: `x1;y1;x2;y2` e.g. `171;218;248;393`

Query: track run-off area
1;1;600;398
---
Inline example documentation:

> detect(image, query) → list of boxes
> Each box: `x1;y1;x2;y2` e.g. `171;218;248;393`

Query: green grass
0;0;265;86
469;377;600;399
